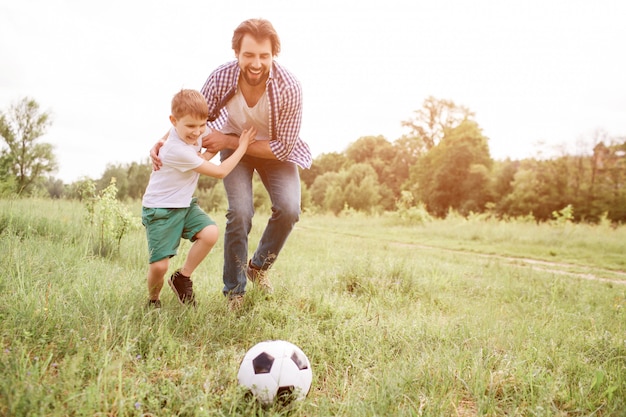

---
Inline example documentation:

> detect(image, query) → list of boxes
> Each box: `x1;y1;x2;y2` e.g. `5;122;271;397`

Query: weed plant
0;199;625;416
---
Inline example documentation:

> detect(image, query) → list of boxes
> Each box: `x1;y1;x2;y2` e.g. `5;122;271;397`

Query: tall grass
1;199;625;416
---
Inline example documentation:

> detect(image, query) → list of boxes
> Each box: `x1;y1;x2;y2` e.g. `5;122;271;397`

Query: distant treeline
45;124;624;224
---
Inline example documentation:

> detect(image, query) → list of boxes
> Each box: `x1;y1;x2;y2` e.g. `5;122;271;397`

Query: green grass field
1;199;625;416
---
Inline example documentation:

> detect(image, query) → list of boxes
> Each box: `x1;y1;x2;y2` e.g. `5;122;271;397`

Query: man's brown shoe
246;261;273;293
228;294;244;311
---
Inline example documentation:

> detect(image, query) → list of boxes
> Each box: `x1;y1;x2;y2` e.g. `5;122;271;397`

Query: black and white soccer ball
237;340;313;406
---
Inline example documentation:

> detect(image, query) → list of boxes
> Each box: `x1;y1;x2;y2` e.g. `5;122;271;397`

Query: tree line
2;97;625;223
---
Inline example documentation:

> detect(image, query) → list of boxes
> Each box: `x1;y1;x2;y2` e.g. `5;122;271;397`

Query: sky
1;0;625;183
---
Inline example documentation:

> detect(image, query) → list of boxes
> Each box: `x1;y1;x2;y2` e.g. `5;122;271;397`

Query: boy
142;89;256;307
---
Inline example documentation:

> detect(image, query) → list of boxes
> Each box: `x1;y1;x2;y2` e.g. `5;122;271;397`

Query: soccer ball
237;340;313;406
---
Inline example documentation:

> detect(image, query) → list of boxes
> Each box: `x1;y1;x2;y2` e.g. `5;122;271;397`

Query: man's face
236;34;273;87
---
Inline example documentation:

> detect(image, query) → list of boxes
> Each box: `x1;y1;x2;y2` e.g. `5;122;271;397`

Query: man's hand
150;140;164;171
202;130;237;153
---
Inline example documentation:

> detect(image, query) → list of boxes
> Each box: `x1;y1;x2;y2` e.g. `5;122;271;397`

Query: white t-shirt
142;127;209;208
221;87;270;140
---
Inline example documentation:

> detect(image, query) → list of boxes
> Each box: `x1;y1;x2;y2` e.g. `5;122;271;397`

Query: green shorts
142;198;216;264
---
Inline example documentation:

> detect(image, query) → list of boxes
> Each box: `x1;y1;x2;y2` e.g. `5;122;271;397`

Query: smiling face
236;34;273;88
170;114;207;145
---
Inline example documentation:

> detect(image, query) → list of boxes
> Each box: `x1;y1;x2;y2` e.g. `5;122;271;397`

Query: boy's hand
239;127;257;148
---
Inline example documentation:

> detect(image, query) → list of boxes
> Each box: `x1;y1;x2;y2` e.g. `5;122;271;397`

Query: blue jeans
220;150;301;295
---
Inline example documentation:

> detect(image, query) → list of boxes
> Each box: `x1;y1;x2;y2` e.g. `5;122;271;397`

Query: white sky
1;0;625;183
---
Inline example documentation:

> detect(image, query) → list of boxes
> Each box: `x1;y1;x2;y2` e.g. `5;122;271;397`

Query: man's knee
276;199;301;223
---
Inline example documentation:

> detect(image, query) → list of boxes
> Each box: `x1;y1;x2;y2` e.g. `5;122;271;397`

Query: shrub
394;191;432;225
83;178;138;257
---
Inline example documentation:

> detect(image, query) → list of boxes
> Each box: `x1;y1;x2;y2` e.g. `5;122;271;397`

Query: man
152;18;311;310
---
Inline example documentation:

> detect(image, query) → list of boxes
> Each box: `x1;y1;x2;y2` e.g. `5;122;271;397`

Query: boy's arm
194;127;256;179
201;151;218;161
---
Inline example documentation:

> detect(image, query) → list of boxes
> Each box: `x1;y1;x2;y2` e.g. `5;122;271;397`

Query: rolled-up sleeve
269;81;302;161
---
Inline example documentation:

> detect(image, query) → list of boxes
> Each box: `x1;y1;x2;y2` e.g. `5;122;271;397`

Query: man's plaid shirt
200;60;312;169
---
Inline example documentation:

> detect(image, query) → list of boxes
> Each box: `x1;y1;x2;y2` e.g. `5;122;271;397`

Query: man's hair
232;18;281;56
171;89;208;120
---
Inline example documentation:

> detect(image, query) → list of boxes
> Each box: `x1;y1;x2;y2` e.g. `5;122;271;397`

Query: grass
1;198;625;416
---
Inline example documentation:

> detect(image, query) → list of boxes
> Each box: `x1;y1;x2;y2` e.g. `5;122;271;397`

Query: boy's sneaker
246;261;273;293
146;299;162;309
168;270;196;306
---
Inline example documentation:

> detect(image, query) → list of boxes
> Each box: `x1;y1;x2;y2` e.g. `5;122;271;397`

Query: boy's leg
169;199;218;305
142;206;184;306
180;224;219;277
147;258;169;301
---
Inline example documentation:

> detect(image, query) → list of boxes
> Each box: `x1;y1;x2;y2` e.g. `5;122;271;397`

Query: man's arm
267;79;303;160
202;131;277;160
149;131;169;170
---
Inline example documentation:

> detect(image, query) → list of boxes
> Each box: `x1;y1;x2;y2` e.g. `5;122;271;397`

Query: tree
98;160;152;200
44;176;65;199
401;96;474;153
300;151;349;188
394;135;422;191
308;164;381;214
409;120;492;217
310;171;341;209
342;163;381;213
0;149;16;197
0;98;57;195
99;163;129;199
345;135;397;209
491;159;519;216
127;160;152;199
592;139;626;222
501;158;570;221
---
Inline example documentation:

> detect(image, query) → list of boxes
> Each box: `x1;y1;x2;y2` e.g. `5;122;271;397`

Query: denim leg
251;158;301;270
221;152;255;295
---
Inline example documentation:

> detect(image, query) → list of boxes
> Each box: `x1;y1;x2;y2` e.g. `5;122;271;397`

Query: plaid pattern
200;60;312;169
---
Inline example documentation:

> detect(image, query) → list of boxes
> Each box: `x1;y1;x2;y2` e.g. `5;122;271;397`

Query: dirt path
390;240;626;286
299;225;626;286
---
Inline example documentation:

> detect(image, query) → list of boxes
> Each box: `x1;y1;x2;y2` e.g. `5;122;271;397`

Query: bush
394;191;432;225
83;178;139;257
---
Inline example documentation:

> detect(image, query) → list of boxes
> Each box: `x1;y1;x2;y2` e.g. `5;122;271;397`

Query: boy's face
236;34;273;88
169;114;207;145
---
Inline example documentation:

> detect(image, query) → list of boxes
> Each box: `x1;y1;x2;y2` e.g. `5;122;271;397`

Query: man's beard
241;66;269;87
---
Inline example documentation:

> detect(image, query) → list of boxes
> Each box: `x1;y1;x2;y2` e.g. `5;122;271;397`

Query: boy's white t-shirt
142;127;209;208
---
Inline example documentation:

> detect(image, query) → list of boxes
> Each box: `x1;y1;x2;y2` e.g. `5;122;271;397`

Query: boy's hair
232;18;281;56
171;89;209;120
